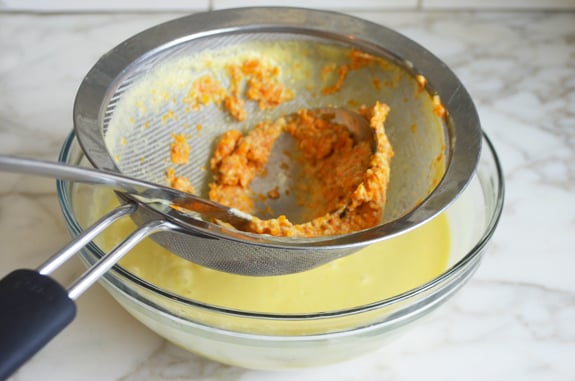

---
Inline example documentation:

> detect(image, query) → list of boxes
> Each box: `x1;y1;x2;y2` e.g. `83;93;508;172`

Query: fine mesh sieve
73;7;482;276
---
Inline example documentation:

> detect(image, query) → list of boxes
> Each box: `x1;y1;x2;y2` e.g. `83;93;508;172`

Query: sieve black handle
0;269;76;380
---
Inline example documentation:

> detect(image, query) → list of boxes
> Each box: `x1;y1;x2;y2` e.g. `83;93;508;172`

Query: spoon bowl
244;107;376;223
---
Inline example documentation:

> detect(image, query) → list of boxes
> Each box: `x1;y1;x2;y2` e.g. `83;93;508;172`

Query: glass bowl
57;132;503;369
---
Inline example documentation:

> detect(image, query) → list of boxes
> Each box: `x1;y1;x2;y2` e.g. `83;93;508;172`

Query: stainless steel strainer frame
73;7;482;275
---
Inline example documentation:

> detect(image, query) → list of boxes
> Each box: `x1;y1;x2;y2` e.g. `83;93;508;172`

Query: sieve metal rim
73;7;482;249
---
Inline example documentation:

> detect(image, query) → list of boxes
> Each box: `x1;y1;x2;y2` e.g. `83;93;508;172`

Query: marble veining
0;10;574;381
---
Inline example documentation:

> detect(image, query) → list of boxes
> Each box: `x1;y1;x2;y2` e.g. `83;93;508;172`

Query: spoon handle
0;155;252;228
0;154;166;192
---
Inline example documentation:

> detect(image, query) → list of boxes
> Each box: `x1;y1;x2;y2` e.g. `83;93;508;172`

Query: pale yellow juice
98;207;450;314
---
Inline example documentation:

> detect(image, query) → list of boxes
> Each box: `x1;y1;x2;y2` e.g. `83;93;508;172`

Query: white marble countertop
0;9;574;381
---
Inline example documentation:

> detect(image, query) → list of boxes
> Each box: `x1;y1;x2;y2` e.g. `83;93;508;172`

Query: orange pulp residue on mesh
208;120;285;213
169;133;190;165
182;75;227;111
181;58;293;122
208;102;393;238
322;49;385;95
166;168;196;194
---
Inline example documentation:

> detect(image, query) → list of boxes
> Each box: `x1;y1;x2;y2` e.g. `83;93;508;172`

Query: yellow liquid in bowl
98;209;450;314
